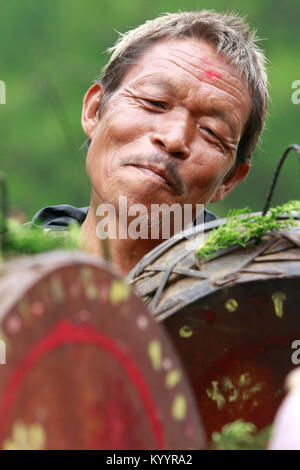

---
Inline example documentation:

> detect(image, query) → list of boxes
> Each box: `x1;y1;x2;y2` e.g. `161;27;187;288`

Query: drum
127;212;300;440
0;251;205;450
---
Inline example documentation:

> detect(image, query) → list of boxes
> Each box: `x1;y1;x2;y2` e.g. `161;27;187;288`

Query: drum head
0;251;205;450
163;277;300;439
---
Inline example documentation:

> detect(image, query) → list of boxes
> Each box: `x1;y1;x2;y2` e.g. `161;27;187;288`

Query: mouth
127;163;180;193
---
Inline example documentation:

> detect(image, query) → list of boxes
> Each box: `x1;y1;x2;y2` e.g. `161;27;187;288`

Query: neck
80;196;166;277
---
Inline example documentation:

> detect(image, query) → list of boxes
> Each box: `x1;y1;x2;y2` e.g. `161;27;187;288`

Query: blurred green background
0;0;299;220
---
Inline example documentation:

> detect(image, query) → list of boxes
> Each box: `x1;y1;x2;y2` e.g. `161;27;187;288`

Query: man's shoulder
28;204;89;230
201;208;218;224
28;204;218;229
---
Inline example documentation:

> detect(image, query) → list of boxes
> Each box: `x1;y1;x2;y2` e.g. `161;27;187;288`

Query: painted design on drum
79;267;93;284
77;309;91;323
109;280;130;305
18;299;30;318
85;283;98;300
137;316;149;330
271;292;286;318
79;267;98;300
171;393;187;421
0;320;165;450
274;388;283;398
239;373;252;387
31;301;44;318
148;340;162;371
206;373;264;410
50;276;64;303
2;421;46;450
179;326;193;338
166;370;181;388
5;315;21;334
225;299;239;312
206;381;225;410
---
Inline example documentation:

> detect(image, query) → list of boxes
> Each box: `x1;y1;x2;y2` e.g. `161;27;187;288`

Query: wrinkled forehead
118;37;252;129
121;37;249;93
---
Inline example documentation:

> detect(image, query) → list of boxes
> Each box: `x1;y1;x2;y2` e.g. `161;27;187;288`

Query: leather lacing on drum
128;223;300;319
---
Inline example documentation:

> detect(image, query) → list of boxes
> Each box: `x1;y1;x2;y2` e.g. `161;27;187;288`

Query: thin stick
0;173;8;255
262;144;300;215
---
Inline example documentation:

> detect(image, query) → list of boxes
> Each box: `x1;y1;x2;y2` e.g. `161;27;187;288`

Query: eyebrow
135;75;238;137
135;74;182;96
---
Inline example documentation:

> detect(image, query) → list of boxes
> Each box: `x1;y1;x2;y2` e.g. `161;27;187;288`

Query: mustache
121;153;185;195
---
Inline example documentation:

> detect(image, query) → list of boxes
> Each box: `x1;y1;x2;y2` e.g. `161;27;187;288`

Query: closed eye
200;127;227;152
203;127;218;138
144;99;166;110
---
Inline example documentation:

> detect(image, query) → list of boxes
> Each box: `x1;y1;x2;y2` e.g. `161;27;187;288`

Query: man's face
82;37;251;214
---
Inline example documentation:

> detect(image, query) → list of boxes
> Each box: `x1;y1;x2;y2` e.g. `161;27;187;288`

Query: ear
81;83;105;140
210;161;250;203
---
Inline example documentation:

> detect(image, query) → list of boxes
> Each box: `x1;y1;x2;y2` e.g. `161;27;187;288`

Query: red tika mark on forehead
204;69;222;80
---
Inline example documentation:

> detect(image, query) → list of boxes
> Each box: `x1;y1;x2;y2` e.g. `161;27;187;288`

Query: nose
150;113;191;159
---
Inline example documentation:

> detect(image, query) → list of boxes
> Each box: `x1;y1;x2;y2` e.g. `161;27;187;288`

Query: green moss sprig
211;419;272;450
196;200;300;260
0;219;80;263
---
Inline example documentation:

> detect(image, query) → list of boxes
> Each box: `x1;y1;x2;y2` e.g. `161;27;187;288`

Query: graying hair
93;10;269;165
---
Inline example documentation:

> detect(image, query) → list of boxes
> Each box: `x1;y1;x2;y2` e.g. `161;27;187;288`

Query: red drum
0;251;205;450
128;214;300;440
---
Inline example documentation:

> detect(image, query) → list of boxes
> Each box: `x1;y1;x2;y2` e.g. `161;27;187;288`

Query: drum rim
126;211;298;282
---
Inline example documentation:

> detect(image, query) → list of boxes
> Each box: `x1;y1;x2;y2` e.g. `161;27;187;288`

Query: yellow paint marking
206;381;226;410
239;373;251;387
171;394;187;421
80;268;98;300
272;292;286;318
179;325;193;338
85;283;98;300
206;373;264;412
109;280;130;304
3;421;46;450
222;377;239;403
228;388;239;403
249;383;263;394
18;299;30;318
225;299;238;312
148;340;162;371
80;267;93;283
222;377;234;391
50;277;64;303
165;370;181;389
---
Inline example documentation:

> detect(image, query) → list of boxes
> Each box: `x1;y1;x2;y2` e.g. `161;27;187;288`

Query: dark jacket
30;204;218;230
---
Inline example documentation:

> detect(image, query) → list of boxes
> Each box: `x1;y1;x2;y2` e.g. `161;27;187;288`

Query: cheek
100;106;150;145
182;150;231;204
85;113;131;177
189;150;229;188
